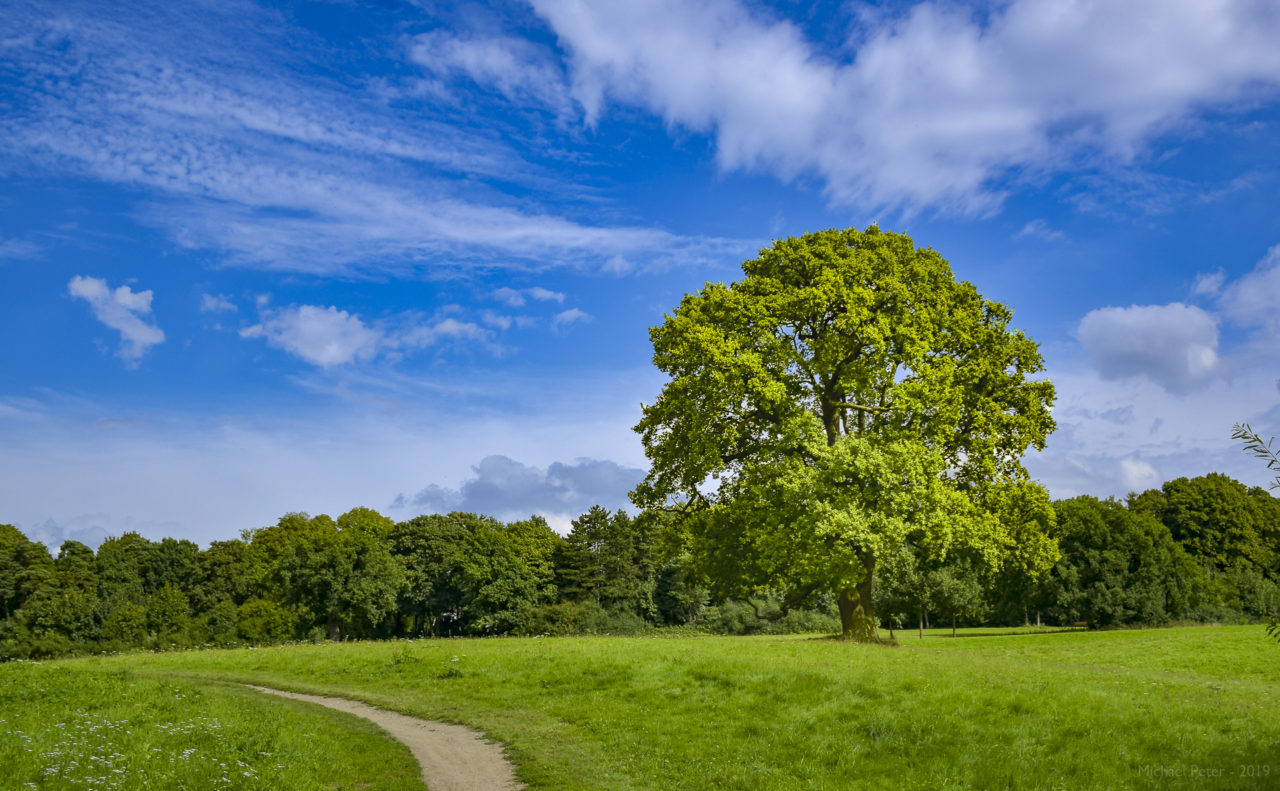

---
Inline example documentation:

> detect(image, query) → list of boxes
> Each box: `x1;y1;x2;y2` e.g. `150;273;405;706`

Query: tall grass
7;626;1279;789
0;661;423;790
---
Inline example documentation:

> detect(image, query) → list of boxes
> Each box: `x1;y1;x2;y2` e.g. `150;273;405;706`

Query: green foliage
193;539;257;611
633;226;1057;638
1131;473;1278;573
0;529;54;624
100;601;147;648
194;598;239;645
390;512;554;636
5;469;1278;659
261;509;404;640
556;506;656;618
146;582;192;644
145;537;201;598
700;596;840;635
928;559;988;636
1042;496;1206;627
506;515;562;604
515;600;652;636
654;556;708;625
237;597;297;644
978;480;1059;623
1233;422;1280;489
0;524;26;621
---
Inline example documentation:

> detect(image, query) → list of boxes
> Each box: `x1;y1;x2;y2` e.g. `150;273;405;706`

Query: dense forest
2;471;1278;659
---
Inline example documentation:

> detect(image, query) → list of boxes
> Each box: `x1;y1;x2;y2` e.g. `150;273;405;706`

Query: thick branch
835;402;887;414
739;579;824;621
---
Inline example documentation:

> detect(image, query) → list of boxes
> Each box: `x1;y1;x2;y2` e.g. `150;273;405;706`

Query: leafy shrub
237;598;296;644
515;601;652;636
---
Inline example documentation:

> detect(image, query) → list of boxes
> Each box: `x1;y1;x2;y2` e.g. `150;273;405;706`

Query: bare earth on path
247;685;524;791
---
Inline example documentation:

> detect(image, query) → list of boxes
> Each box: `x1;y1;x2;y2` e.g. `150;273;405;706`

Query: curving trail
247;685;524;791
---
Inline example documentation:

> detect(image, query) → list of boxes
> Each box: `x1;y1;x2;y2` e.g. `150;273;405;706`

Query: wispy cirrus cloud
408;30;574;115
0;0;748;276
1219;244;1280;339
551;307;592;330
1015;219;1065;242
0;237;41;262
492;286;565;306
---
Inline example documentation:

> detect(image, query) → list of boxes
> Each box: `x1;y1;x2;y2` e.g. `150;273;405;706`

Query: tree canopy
633;226;1058;640
1130;473;1279;574
1042;497;1206;628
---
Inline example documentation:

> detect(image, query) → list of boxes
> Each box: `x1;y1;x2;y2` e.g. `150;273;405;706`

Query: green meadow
3;626;1278;790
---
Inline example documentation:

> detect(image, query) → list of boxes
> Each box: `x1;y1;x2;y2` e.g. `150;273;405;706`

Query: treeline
2;473;1278;658
0;505;806;659
876;473;1280;634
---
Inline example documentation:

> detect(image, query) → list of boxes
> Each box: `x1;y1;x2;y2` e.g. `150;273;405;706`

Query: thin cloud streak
0;0;749;276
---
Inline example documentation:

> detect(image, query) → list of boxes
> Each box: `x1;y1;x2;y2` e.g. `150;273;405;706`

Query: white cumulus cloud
241;304;491;368
533;0;1280;213
241;305;382;369
1077;303;1219;393
67;275;165;365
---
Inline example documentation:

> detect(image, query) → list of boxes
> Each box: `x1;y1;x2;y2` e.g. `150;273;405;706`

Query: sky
2;0;1280;548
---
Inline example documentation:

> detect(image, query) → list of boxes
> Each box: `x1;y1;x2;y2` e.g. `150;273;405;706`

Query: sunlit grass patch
0;661;422;790
7;625;1280;790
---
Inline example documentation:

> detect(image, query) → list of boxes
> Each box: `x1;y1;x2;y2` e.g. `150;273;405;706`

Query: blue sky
3;0;1280;547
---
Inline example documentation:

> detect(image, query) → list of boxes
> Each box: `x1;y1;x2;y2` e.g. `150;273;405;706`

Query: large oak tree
632;226;1057;640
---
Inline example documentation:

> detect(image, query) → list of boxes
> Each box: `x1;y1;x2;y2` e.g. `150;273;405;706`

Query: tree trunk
918;607;924;639
1023;603;1029;627
837;551;877;642
924;610;930;629
820;395;842;446
328;619;341;642
1036;610;1041;628
951;614;956;638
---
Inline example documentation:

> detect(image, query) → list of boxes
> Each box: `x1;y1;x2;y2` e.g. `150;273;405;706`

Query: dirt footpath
247;685;524;791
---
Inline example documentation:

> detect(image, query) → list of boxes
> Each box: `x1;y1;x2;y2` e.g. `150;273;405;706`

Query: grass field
0;660;423;790
2;626;1278;790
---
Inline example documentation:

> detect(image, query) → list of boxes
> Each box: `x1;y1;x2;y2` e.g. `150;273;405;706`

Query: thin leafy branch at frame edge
1233;423;1280;642
1230;423;1280;489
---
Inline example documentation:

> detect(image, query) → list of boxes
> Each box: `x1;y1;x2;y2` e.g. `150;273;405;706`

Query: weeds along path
247;685;523;791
